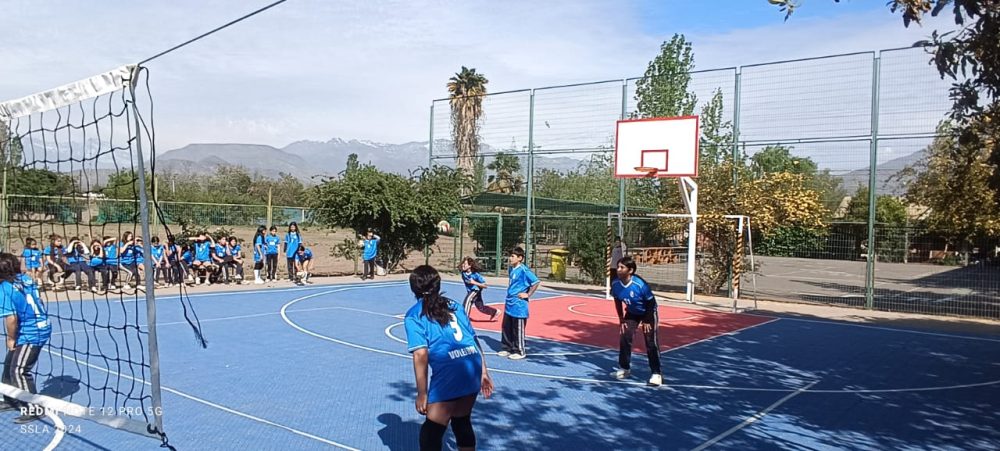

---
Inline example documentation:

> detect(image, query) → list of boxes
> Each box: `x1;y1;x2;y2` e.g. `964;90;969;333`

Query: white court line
43;410;66;451
282;295;1000;394
691;380;820;451
41;284;399;450
567;303;700;322
382;322;609;357
747;314;1000;343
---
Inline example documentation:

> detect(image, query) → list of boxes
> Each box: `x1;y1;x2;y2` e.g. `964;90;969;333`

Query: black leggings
265;254;278;280
286;257;296;280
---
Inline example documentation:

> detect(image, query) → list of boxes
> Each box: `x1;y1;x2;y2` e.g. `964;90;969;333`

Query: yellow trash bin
549;249;570;281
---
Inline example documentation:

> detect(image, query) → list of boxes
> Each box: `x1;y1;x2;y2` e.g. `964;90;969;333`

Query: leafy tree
900;122;999;263
750;145;846;210
448;66;489;186
774;0;1000;207
844;186;908;225
309;162;466;271
633;34;697;119
700;89;732;165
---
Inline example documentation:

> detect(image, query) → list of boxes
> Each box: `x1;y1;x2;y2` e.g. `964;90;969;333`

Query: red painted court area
471;295;774;352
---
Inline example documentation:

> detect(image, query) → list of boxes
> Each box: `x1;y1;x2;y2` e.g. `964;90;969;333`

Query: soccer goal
607;212;758;312
0;64;194;447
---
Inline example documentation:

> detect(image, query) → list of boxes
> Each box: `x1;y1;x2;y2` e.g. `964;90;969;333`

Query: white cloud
0;0;959;154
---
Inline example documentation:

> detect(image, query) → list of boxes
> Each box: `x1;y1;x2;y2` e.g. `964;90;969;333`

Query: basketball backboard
614;116;699;178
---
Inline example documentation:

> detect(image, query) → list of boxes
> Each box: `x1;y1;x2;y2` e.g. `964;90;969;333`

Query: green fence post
495;213;503;277
865;53;881;310
525;90;535;265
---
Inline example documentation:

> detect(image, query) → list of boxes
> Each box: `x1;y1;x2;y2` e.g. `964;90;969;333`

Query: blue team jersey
461;271;486;293
265;235;280;255
66;245;86;264
253;236;265;262
89;254;104;267
285;232;301;258
22;249;42;269
1;276;51;346
231;244;241;257
505;264;539;318
611;276;657;316
43;245;66;263
151;244;166;261
404;298;482;404
167;244;181;262
103;243;119;265
182;251;193;265
214;244;227;258
362;236;379;261
295;249;313;262
120;244;136;265
194;242;212;261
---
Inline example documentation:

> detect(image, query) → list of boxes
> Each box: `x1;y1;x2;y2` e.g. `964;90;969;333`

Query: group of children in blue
404;248;662;450
16;222;321;292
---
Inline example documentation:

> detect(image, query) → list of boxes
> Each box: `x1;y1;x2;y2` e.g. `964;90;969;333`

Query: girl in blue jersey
0;252;51;424
102;236;120;291
20;238;42;284
405;265;493;451
64;237;97;292
252;226;266;284
88;240;110;292
500;247;540;360
42;234;67;288
294;245;314;284
609;256;662;387
283;222;302;282
459;257;498;321
150;236;169;287
165;235;184;286
264;226;281;282
225;237;244;284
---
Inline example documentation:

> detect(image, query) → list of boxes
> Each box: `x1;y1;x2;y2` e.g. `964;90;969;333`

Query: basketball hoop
633;166;659;177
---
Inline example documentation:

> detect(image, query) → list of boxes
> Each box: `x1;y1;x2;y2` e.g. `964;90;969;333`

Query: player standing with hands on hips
499;247;539;360
610;256;662;386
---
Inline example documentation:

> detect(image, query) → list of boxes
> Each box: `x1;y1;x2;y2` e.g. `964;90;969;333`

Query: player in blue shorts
459;257;498;321
610;256;662;387
405;265;493;451
20;238;42;284
500;247;539;360
0;252;52;423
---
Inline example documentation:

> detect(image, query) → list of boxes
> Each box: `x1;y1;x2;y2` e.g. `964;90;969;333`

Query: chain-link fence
430;47;1000;320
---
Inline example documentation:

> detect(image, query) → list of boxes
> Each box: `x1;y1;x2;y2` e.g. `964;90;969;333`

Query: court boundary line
567;302;700;322
691;380;820;451
280;291;1000;394
44;410;66;451
747;313;1000;343
382;322;610;357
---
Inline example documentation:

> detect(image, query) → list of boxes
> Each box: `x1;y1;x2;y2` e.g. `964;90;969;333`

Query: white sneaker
648;374;663;387
508;353;526;360
496;351;510;357
612;369;631;380
254;278;264;285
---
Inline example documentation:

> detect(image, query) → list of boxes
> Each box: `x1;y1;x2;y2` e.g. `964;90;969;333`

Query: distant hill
836;149;927;196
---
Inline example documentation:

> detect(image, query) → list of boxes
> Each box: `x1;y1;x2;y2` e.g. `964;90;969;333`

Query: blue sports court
4;279;999;450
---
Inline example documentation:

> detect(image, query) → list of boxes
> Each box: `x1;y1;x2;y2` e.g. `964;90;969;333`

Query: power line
139;0;289;65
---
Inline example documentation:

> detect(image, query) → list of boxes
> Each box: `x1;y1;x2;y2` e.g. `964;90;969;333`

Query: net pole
128;66;166;437
680;177;698;303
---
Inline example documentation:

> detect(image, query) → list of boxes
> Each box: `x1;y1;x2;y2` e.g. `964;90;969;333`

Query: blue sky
1;1;955;151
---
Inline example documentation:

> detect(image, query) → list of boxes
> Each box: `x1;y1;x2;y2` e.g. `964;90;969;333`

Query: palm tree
486;152;522;194
447;67;489;189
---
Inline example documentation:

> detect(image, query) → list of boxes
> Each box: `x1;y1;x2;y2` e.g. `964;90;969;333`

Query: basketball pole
679;176;698;303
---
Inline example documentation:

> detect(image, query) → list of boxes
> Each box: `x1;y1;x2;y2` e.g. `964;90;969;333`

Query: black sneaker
14;413;42;424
